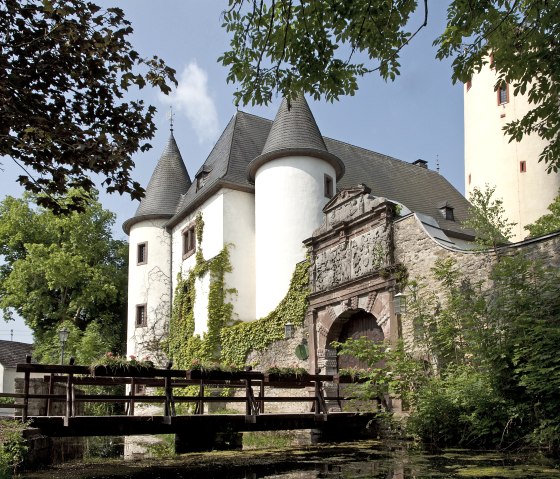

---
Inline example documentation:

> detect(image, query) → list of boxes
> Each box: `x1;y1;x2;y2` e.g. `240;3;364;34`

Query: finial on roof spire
167;106;175;132
436;154;440;174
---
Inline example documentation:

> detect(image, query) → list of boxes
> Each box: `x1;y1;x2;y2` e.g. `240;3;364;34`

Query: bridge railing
1;356;360;425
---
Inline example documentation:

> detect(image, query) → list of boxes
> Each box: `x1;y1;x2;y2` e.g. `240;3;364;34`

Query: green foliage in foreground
0;420;28;477
337;253;560;451
406;255;560;451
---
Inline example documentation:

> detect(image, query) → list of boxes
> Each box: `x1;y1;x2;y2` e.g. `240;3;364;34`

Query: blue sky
1;1;464;344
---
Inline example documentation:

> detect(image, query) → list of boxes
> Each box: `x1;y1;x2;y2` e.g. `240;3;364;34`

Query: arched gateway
303;186;401;394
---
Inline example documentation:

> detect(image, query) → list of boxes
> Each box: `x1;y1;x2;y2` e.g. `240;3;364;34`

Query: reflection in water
22;443;560;479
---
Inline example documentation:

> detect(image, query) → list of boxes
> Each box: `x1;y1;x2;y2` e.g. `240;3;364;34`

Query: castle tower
123;133;191;360
248;95;345;318
464;64;560;240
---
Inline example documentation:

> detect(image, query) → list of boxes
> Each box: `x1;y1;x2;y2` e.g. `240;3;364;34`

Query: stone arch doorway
336;310;384;371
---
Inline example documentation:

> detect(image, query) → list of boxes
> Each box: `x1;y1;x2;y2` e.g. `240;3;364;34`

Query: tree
463;185;516;253
0;189;127;363
1;0;176;213
525;188;560;237
220;0;560;170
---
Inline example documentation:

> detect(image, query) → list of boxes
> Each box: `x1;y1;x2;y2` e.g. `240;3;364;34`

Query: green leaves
525;188;560;237
220;0;420;106
0;191;127;363
1;0;176;212
463;185;516;253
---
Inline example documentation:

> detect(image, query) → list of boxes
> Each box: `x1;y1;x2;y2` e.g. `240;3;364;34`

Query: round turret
249;95;344;318
123;133;191;359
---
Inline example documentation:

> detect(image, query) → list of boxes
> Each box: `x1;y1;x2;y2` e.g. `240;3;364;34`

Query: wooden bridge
1;357;378;452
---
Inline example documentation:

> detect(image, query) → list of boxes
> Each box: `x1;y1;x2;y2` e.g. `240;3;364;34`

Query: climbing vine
220;259;310;368
167;212;236;369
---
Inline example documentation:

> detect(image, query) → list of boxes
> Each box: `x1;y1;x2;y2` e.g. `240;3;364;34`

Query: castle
123;95;479;367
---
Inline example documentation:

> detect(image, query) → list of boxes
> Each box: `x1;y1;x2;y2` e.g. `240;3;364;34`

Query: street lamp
59;327;69;365
393;292;407;315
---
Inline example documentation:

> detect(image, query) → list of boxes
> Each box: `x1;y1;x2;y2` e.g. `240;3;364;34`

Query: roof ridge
223;112;241;180
324;136;441;174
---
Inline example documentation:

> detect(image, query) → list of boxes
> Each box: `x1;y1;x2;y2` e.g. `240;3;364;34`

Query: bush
0;420;28;477
407;366;520;448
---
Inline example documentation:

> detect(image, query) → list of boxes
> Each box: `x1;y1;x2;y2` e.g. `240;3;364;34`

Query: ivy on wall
168;212;310;369
220;259;310;368
167;212;236;368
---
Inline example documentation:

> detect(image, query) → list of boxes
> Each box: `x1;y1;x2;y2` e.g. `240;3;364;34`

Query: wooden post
129;378;136;416
245;379;251;416
196;381;204;415
22;355;31;422
46;373;54;416
164;361;175;418
259;380;265;413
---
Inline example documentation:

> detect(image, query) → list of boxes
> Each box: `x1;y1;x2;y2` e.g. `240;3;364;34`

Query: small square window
324;174;334;199
520;161;527;173
135;304;147;328
196;172;209;192
497;82;509;105
182;224;196;259
137;242;147;265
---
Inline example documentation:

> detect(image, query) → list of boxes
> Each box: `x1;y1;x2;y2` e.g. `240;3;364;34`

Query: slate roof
132;97;472;239
248;95;345;181
124;132;191;233
0;340;33;368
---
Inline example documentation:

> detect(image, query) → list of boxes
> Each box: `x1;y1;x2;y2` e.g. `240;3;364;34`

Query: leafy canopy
463;185;516;252
1;0;176;212
525;188;560;237
0;190;127;363
221;0;560;170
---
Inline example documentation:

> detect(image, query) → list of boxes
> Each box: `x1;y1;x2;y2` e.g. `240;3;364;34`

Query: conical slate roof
123;133;191;233
247;95;345;181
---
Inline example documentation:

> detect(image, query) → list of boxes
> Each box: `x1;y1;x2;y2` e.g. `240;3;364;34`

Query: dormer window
195;166;212;192
439;202;455;221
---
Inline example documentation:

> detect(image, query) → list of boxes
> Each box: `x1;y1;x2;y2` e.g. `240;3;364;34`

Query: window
439;203;455;221
466;79;472;92
196;172;209;192
497;82;509;105
137;242;147;265
468;173;471;185
324;174;334;199
135;304;147;328
182;224;196;259
520;161;527;173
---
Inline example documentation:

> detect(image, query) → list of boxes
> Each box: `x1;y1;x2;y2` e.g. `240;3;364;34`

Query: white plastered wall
254;156;335;318
127;219;171;361
172;189;256;336
464;64;560;240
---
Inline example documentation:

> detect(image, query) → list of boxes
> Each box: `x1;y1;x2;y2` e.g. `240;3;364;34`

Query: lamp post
59;327;69;365
393;292;407;315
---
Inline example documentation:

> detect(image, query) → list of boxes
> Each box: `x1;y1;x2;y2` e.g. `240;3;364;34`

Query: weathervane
167;106;175;132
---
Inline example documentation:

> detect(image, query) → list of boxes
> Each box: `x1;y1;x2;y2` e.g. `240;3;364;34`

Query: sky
0;1;465;344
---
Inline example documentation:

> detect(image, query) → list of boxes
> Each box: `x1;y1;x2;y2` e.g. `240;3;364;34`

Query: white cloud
161;61;219;143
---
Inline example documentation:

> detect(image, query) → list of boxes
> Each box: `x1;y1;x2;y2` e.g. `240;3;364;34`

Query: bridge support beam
175;430;242;454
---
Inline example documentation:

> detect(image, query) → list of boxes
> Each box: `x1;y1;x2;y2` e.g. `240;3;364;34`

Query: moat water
20;441;560;479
